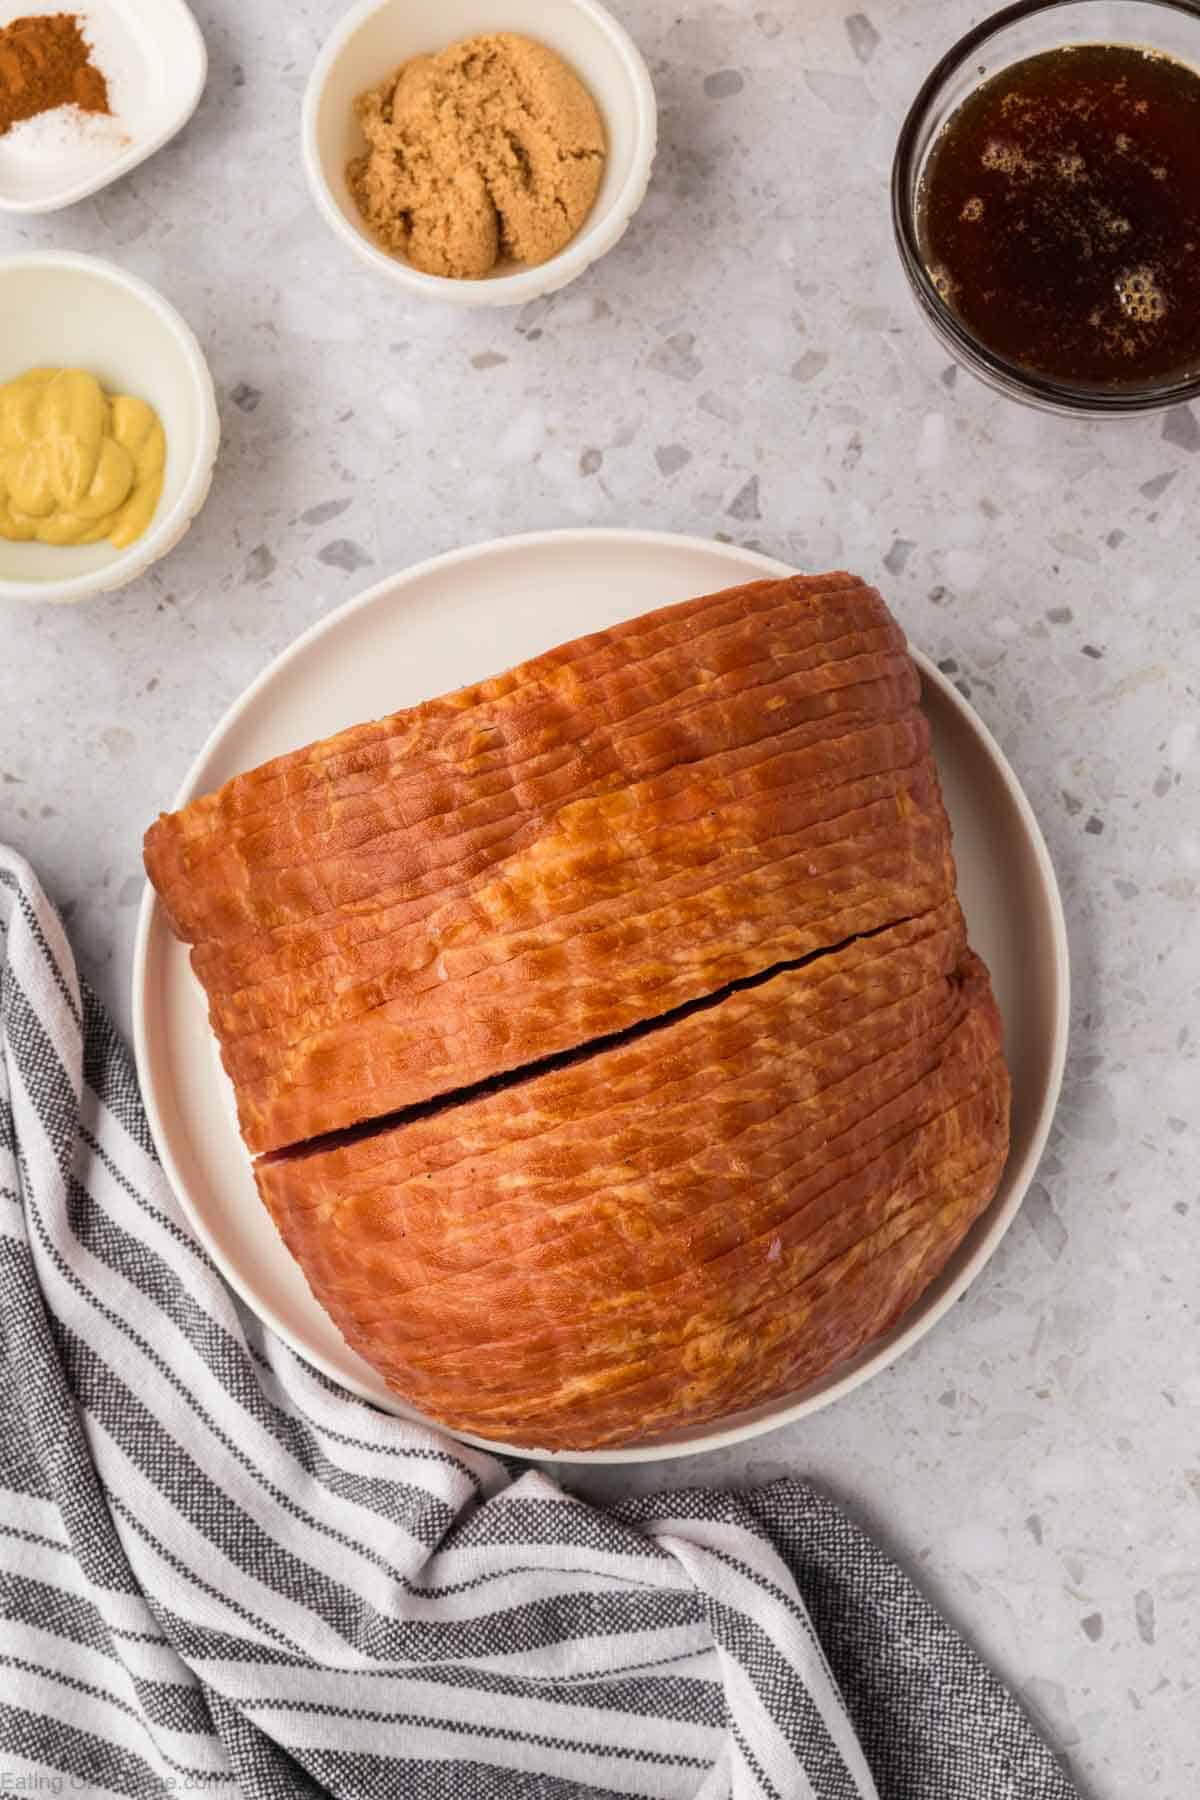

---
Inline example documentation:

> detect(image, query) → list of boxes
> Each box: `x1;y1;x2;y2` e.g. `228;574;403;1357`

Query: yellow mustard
0;367;166;550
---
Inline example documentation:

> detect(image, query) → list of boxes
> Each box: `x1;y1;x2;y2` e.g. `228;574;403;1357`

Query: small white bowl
302;0;657;307
0;0;207;215
0;253;219;605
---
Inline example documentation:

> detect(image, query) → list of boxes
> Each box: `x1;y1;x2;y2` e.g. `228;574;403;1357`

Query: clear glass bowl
892;0;1200;415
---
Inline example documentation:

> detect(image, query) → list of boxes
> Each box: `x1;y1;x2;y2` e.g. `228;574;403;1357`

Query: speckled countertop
1;3;1197;1793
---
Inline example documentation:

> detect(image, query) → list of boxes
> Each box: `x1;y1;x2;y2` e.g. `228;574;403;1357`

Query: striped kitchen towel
0;843;1081;1800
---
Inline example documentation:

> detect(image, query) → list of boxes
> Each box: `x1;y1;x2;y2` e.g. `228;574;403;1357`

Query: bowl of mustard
0;252;219;603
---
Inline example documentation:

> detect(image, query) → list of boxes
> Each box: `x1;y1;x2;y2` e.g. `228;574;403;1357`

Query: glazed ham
145;574;955;1154
144;571;1011;1447
256;902;1009;1449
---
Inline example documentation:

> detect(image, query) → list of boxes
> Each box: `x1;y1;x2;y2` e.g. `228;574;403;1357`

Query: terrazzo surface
1;3;1197;1795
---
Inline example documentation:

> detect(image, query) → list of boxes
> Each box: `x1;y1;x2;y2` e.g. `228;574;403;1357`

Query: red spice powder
0;13;110;137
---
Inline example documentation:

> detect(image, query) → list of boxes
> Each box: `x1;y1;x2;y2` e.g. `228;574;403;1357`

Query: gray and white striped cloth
0;843;1081;1800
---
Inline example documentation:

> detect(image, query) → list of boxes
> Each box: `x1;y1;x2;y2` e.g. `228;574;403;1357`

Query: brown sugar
348;33;606;279
0;13;110;137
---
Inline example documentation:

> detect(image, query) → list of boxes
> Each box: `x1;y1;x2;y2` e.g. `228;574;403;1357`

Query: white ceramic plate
132;529;1069;1464
0;0;206;214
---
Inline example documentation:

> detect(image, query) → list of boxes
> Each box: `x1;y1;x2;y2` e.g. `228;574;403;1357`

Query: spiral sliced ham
256;902;1009;1449
145;574;955;1154
144;569;1011;1447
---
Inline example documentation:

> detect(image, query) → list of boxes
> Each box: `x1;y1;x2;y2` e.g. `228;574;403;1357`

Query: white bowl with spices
0;0;207;215
0;252;219;604
302;0;657;307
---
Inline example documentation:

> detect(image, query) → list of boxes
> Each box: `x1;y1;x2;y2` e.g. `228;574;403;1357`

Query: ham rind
255;903;1010;1451
145;574;957;1153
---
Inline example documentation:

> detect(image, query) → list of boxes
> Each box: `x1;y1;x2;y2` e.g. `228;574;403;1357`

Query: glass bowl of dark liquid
893;0;1200;413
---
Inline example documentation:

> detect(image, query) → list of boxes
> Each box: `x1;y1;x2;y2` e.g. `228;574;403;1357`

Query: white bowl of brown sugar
302;0;657;307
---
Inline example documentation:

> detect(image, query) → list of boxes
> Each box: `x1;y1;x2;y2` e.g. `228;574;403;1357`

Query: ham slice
256;901;1009;1450
145;574;956;1153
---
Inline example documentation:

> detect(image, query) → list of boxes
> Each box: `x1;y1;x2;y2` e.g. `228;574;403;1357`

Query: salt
3;107;129;155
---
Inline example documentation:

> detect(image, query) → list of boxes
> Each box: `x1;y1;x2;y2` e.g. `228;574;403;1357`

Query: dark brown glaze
919;43;1200;387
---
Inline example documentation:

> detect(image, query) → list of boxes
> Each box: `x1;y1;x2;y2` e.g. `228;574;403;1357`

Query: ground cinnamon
0;13;110;137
